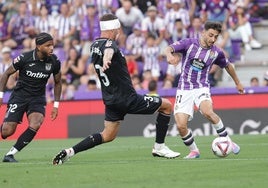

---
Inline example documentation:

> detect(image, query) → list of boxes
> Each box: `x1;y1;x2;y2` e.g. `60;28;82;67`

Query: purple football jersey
170;38;230;90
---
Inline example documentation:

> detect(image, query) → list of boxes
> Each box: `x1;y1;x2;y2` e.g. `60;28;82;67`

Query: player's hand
102;60;111;72
166;53;180;65
236;82;245;94
50;107;58;121
0;98;2;107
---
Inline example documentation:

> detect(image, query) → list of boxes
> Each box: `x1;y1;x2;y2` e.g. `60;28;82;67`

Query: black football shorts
105;94;162;121
3;94;46;123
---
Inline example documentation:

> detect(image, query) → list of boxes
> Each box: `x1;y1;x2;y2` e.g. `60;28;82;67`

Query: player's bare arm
51;72;62;120
102;48;114;72
164;46;180;65
225;63;244;94
0;65;16;107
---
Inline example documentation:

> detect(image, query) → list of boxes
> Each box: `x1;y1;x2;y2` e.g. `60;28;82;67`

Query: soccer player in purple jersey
165;21;245;159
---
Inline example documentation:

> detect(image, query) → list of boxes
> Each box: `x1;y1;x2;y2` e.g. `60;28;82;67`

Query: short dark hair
35;32;53;45
204;21;222;33
100;13;118;22
148;80;157;92
250;77;259;82
88;79;97;85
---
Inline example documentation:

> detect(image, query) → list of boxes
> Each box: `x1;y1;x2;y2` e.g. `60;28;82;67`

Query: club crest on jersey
13;56;20;64
45;63;52;71
105;40;112;47
209;51;216;59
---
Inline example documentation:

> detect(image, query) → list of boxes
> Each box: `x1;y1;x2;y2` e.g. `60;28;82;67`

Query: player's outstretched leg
52;149;70;165
52;133;103;165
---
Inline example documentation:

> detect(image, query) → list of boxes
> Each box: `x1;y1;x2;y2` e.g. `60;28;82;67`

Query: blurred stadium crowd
0;0;268;101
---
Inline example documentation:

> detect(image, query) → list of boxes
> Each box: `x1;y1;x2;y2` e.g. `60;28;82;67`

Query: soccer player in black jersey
0;32;62;162
52;14;180;165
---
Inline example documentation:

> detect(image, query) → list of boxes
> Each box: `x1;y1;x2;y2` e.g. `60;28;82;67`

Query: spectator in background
0;46;16;91
80;3;101;63
148;79;159;96
79;63;101;89
0;10;10;49
228;3;262;51
134;0;157;14
125;23;145;61
164;0;191;35
142;5;168;55
156;0;172;18
86;79;99;91
1;0;19;22
142;34;161;81
162;78;173;89
34;4;54;35
125;51;139;77
187;16;203;39
186;0;203;22
215;23;232;58
28;0;43;16
115;0;144;36
165;62;181;87
201;0;231;26
209;65;223;87
61;47;85;89
5;1;36;50
52;3;76;52
141;70;153;90
166;18;188;44
250;76;259;87
61;78;74;100
131;74;142;90
263;71;268;87
95;0;119;17
69;0;87;40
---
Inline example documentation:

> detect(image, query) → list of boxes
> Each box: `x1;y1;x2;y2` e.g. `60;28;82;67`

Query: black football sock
181;130;194;146
13;127;37;151
155;113;170;144
217;127;228;137
72;133;103;154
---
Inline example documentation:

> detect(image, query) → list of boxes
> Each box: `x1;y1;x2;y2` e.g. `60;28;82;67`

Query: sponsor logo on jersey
45;63;52;71
26;70;49;78
29;63;36;67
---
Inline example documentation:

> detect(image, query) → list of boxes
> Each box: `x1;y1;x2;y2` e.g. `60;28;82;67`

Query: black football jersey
90;38;136;105
12;50;61;97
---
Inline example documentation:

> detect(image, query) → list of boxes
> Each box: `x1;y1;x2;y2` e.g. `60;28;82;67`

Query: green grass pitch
0;135;267;188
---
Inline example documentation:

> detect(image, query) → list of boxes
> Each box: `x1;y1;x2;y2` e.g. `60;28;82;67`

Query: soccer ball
211;137;232;158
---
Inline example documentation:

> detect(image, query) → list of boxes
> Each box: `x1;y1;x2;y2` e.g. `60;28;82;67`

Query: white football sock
154;143;164;150
65;148;75;157
6;147;18;156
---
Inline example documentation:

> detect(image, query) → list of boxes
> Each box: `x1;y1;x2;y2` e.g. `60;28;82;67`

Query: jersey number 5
95;64;110;86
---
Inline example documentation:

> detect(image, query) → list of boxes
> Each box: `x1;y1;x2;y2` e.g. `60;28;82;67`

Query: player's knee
102;134;116;143
1;126;14;139
161;98;172;114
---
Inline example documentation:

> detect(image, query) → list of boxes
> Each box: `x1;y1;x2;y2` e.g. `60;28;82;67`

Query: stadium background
1;0;268;139
1;87;268;139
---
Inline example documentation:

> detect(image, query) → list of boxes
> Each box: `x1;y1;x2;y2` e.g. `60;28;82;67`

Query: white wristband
0;91;3;98
53;101;59;108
